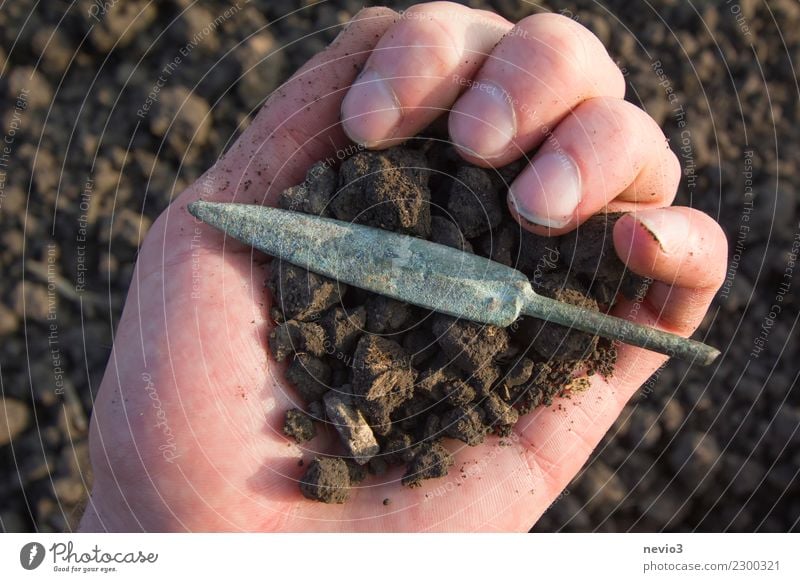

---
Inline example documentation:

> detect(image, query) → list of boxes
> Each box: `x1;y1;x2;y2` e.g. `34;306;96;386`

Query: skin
79;4;727;532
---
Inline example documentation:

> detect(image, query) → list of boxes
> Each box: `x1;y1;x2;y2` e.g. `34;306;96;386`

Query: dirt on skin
269;140;639;503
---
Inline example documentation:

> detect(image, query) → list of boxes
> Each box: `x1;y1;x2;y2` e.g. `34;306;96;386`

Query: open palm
80;5;726;532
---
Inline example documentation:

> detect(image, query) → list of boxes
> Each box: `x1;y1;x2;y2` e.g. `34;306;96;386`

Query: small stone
237;31;286;110
87;0;157;52
7;67;52;110
52;478;86;506
660;399;685;432
577;461;627;510
323;392;380;465
0;303;18;335
626;408;662;449
32;27;72;77
352;336;417;434
13;282;50;323
669;431;721;490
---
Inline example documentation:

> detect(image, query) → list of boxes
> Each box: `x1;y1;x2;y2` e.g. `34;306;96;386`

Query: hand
80;4;727;532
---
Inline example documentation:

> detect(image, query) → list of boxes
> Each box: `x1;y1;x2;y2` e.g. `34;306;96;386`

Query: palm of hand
87;222;622;532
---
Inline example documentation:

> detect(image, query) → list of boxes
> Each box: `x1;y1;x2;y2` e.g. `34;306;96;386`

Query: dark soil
283;409;317;444
299;457;350;504
2;0;797;532
275;142;633;501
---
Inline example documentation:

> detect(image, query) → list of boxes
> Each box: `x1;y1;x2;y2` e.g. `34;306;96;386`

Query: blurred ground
0;0;798;532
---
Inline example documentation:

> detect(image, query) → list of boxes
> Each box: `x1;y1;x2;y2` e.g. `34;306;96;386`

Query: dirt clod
269;320;327;362
278;161;337;216
442;405;487;446
285;353;331;402
447;166;502;238
514;288;601;361
283;409;316;443
332;149;431;237
269;141;628;502
402;442;454;488
432;315;510;373
299;457;350;504
430;216;473;253
269;261;346;322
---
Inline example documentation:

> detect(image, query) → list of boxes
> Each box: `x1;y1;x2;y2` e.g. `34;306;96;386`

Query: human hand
80;3;726;532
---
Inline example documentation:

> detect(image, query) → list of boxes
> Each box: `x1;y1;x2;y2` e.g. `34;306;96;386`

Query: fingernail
449;81;516;159
509;152;582;228
633;208;692;254
340;69;401;146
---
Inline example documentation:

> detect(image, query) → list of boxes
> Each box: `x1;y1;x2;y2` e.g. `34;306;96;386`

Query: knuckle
514;13;622;95
353;6;398;21
515;13;593;71
576;97;638;140
387;6;467;73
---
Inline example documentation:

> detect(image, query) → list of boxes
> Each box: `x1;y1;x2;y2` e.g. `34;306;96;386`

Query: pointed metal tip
187;199;215;222
704;347;721;366
187;200;231;234
186;200;202;218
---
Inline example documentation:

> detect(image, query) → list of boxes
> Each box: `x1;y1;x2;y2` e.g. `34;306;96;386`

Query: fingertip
613;207;728;290
340;69;403;148
448;81;517;161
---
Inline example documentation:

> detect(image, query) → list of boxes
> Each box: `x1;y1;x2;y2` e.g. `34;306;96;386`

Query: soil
2;0;797;532
299;457;351;504
274;142;632;502
283;409;317;444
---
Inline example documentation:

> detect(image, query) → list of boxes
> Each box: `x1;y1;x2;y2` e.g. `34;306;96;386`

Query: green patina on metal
188;201;720;366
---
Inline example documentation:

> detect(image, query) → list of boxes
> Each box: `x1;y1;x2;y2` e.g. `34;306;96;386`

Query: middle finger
448;12;625;166
340;2;513;148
